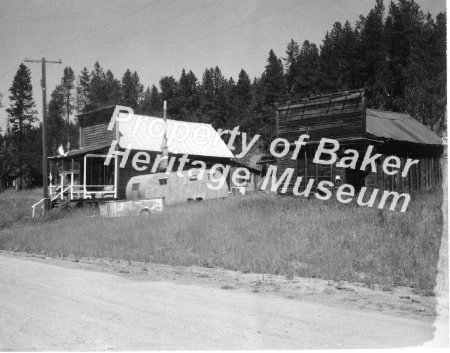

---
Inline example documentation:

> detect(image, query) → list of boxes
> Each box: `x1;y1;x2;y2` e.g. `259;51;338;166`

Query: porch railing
50;184;116;200
31;198;50;218
33;184;116;218
51;185;71;201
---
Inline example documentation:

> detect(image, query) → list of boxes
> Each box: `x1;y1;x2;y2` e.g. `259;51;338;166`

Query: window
131;183;140;191
189;170;199;181
158;178;168;185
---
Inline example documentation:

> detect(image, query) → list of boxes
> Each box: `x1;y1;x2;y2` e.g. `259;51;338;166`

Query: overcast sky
0;0;446;131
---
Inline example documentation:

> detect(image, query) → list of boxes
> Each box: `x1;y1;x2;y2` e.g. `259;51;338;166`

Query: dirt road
0;254;438;350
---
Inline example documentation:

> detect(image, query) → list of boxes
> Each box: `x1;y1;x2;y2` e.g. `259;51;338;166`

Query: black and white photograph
0;0;448;350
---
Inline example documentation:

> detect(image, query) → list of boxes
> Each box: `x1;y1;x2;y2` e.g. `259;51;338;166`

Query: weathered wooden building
275;90;444;194
48;105;235;202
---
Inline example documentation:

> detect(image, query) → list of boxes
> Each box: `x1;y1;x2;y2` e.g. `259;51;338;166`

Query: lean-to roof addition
366;109;442;146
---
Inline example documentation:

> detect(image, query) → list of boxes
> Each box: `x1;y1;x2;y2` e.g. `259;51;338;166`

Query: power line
80;0;221;57
142;0;315;60
104;0;314;75
30;0;161;58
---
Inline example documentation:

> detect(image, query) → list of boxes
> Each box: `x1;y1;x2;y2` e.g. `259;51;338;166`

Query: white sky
0;0;446;131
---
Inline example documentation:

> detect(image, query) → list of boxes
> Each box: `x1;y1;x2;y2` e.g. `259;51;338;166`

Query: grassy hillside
0;188;43;228
0;187;443;292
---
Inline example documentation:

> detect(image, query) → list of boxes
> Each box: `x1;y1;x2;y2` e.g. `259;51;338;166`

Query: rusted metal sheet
99;198;164;218
366;109;442;145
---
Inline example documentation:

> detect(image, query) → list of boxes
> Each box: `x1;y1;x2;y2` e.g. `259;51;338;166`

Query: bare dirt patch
0;249;437;319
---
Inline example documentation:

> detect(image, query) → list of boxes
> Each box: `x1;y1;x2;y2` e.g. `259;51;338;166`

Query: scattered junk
274;89;444;194
32;102;236;217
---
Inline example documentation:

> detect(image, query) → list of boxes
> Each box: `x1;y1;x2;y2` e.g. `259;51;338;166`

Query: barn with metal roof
275;90;443;194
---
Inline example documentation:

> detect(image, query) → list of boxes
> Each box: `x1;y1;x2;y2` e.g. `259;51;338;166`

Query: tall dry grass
0;188;43;228
0;187;443;291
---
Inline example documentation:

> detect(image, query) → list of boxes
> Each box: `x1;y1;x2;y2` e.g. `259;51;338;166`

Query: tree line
0;0;446;190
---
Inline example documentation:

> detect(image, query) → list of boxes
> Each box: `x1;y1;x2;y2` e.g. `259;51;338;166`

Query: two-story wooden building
48;105;235;204
275;90;443;194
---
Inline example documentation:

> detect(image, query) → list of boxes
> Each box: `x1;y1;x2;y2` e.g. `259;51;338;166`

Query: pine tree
428;12;446;132
262;50;286;105
318;21;358;92
105;70;121;106
283;39;300;95
294;40;319;96
47;85;67;156
121;69;143;109
0;92;3;134
340;20;359;88
159;76;178;117
77;67;90;113
88;62;109;111
235;69;252;107
385;0;425;111
139;85;162;116
228;69;253;141
139;86;152;115
357;0;390;108
252;50;286;148
150;84;162;115
199;67;229;126
176;69;199;121
6;64;37;189
60;67;75;148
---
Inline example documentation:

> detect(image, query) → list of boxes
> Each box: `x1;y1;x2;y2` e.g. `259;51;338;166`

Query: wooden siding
276;151;297;194
364;153;442;193
277;94;365;143
79;109;116;149
275;140;443;196
275;90;443;195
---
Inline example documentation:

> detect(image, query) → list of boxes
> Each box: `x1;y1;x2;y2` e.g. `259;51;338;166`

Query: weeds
0;187;444;291
0;188;43;228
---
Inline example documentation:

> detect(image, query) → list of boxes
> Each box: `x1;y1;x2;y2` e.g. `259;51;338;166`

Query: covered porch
48;146;118;202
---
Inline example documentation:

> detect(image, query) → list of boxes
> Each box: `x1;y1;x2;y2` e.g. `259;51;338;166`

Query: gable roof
117;112;234;159
366;109;442;146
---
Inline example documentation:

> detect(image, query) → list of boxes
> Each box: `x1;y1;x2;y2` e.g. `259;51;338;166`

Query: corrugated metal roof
366;109;442;145
117;113;234;158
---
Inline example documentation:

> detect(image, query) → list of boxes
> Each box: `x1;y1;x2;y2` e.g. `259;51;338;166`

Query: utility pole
24;58;62;212
160;100;168;171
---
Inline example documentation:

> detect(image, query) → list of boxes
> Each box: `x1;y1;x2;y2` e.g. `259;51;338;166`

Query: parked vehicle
125;169;228;205
99;198;164;217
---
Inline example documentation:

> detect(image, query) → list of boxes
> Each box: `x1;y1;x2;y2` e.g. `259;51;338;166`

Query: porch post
60;172;63;200
114;155;118;199
70;158;74;200
84;155;87;199
49;160;53;197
